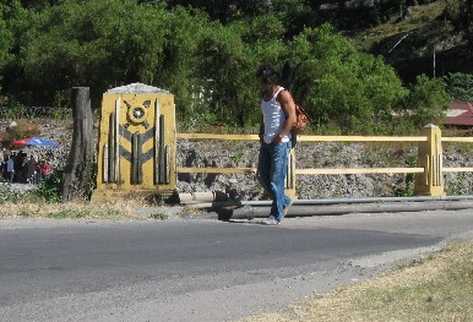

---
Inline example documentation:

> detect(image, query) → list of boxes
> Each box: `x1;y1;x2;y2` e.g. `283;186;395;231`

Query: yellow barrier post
415;124;445;197
93;83;176;201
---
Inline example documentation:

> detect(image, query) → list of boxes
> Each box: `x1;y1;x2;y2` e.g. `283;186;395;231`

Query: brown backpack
278;88;311;147
278;89;311;133
292;104;311;134
289;103;311;148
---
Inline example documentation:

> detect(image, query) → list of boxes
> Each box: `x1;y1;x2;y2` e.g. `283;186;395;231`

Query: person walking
256;65;296;225
6;153;15;183
26;155;37;184
0;149;4;181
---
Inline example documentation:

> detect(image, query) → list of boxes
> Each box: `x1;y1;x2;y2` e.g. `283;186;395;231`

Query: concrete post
93;83;176;201
415;124;445;197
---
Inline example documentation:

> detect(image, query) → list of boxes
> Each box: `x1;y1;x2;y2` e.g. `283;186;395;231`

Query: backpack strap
273;86;285;101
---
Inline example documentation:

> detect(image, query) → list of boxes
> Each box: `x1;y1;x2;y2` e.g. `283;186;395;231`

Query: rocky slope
177;140;473;199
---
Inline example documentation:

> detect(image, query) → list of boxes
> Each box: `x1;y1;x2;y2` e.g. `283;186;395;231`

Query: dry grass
354;2;447;50
243;242;473;322
0;200;145;220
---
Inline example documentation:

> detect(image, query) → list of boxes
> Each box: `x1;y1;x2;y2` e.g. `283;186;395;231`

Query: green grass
149;212;170;220
47;207;124;219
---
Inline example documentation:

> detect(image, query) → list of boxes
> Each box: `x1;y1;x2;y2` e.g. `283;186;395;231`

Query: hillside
353;1;471;82
0;0;469;134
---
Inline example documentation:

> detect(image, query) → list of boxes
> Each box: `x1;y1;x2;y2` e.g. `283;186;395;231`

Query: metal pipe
228;201;473;219
183;195;473;209
179;191;231;204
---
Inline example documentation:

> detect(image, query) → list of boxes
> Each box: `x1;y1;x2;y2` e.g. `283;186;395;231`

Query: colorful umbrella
13;137;60;149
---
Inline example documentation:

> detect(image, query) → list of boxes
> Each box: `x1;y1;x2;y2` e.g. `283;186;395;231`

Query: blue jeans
257;141;291;222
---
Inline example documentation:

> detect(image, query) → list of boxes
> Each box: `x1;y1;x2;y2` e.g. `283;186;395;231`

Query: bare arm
274;90;296;143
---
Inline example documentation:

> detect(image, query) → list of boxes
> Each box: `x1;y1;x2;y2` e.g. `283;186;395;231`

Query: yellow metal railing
176;124;473;197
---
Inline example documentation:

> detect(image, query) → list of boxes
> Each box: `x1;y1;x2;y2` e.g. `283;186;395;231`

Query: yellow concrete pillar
92;83;176;201
415;124;445;197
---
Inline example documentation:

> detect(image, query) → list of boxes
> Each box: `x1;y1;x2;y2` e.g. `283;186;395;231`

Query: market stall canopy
12;137;60;149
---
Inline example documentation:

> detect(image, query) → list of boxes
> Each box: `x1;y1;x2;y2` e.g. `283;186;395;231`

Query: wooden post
415;124;445;197
62;87;94;201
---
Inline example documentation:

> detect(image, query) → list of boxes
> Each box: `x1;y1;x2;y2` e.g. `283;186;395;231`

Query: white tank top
261;86;291;144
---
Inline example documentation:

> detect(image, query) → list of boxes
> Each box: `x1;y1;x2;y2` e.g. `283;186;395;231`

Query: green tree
160;6;212;124
19;0;60;9
195;24;252;126
405;74;450;127
0;3;13;71
195;17;287;127
443;72;473;102
18;0;169;103
164;0;273;22
287;25;407;133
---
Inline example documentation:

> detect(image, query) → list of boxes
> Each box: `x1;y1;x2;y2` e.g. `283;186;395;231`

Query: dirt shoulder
243;240;473;322
0;201;200;221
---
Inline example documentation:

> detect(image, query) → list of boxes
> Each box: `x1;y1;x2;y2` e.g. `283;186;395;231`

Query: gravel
176;140;418;199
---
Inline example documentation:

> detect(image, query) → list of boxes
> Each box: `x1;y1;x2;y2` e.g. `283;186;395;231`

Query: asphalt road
1;209;473;322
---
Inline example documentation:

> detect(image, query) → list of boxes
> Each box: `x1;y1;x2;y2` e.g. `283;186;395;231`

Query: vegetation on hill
0;0;471;134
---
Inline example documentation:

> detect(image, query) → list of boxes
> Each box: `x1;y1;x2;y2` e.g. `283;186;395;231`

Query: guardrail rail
176;124;473;197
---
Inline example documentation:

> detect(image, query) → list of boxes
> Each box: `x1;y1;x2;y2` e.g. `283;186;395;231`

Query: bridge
176;124;473;209
86;85;473;211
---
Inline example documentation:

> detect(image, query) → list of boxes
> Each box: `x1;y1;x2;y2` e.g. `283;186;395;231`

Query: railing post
285;148;297;199
415;124;445;197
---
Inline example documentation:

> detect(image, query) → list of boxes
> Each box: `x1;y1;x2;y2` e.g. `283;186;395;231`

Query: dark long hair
256;65;280;85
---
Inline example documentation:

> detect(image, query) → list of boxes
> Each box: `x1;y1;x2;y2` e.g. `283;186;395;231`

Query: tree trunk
62;87;94;201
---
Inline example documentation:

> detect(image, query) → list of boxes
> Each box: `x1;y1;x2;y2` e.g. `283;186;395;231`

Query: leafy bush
443;72;473;101
404;74;450;127
0;184;22;203
0;183;45;204
0;97;32;119
287;24;408;133
195;23;262;127
34;170;63;203
0;171;63;205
